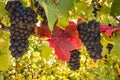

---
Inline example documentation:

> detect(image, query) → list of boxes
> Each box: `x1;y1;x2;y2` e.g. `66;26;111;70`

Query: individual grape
77;20;103;61
5;1;38;58
67;49;80;71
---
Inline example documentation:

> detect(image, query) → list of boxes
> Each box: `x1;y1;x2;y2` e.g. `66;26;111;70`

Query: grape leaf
38;0;58;31
77;17;83;24
57;0;74;18
42;46;53;60
101;5;111;15
111;0;120;16
107;0;114;3
35;24;51;38
57;18;69;29
100;24;120;37
56;0;75;29
0;1;8;18
0;32;10;71
48;21;82;61
0;52;10;71
111;32;120;59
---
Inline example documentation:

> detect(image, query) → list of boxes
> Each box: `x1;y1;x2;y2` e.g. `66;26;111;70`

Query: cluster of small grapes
67;49;80;71
34;1;48;25
104;43;113;64
77;20;103;61
91;0;101;17
106;43;113;54
5;1;38;58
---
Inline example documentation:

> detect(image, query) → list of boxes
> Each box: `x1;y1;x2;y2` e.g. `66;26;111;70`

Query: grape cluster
67;49;80;71
5;1;38;58
91;0;101;17
34;1;48;25
106;43;113;54
77;20;102;61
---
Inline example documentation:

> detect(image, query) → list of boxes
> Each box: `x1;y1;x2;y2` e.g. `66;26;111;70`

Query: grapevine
0;0;120;79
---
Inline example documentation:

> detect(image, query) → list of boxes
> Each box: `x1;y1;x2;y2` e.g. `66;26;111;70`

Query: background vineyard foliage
0;0;120;80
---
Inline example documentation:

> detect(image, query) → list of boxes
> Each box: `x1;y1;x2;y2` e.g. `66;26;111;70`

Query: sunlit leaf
42;46;53;60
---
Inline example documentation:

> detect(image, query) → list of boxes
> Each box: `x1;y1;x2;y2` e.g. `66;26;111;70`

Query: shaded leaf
35;24;51;38
111;0;120;16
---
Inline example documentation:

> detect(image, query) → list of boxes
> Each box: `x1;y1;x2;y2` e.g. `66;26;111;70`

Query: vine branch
112;15;120;22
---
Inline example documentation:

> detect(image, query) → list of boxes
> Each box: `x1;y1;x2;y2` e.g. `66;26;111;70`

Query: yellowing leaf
0;53;10;71
57;18;69;30
42;46;53;60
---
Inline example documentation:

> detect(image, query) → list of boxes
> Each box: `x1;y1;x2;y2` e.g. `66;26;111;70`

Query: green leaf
0;52;10;71
0;1;8;18
111;0;120;16
107;0;114;3
57;0;74;18
38;0;74;30
38;0;58;31
111;32;120;59
101;5;111;15
56;0;74;29
0;32;10;71
42;46;53;60
57;18;69;29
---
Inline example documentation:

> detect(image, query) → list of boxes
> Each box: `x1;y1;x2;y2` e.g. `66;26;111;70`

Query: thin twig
30;0;34;9
112;15;120;22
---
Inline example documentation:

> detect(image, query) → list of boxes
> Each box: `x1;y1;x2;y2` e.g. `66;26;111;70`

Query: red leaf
77;17;83;24
35;24;51;38
100;24;120;37
48;21;82;61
